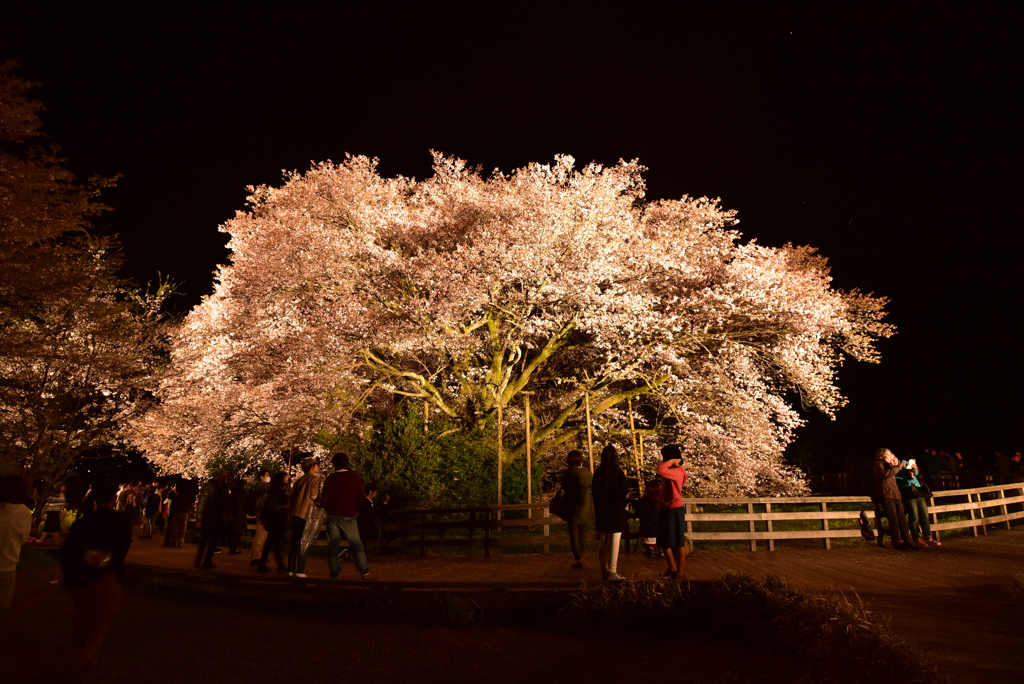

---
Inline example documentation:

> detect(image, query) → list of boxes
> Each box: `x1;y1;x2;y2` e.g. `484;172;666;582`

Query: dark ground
7;529;1024;683
5;557;802;684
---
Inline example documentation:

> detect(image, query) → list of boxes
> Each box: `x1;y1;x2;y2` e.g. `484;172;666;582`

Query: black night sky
3;3;1022;470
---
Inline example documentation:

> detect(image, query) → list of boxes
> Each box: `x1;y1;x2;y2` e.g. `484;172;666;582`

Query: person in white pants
593;444;630;582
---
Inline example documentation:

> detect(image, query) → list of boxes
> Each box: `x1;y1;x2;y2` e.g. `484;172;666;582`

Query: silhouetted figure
560;450;593;569
358;481;390;561
0;475;32;608
257;471;290;574
194;468;230;570
61;478;132;679
593;444;629;582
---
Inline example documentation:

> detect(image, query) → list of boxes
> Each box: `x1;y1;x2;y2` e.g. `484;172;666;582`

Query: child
635;482;661;558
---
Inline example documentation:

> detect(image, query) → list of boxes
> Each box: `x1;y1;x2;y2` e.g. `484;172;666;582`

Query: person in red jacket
655;443;688;581
320;453;377;580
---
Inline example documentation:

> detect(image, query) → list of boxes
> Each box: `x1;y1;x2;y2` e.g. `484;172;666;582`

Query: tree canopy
0;62;172;498
134;153;893;495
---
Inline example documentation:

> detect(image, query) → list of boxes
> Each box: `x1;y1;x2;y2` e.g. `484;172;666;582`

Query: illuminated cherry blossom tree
134;153;893;494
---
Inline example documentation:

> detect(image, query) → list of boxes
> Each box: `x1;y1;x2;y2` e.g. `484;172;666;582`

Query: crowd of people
897;448;1023;481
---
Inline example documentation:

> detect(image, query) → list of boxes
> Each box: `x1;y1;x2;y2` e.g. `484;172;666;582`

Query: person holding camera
656;444;688;580
896;458;940;547
872;448;916;551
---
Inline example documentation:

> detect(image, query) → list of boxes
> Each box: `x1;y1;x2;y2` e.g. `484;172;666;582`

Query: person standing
656;444;688;580
194;468;230;569
141;486;161;539
592;444;629;582
60;478;132;679
357;482;390;561
256;471;290;573
0;475;33;608
247;470;271;564
287;458;321;577
227;479;249;554
872;448;916;551
561;450;594;570
38;483;67;544
320;453;377;580
896;459;940;547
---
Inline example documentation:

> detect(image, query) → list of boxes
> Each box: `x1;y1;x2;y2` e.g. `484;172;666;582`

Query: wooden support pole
584;391;594;472
821;501;831;550
627;397;643;494
1000;487;1011;531
423;400;429;432
543;506;550;554
747;502;757;551
497;401;503;519
765;502;775;551
524;392;533;518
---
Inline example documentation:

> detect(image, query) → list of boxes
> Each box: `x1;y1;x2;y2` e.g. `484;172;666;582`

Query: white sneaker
295;573;307;578
607;572;625;581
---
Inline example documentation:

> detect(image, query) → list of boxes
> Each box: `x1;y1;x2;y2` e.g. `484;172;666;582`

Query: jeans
905;497;932;541
326;516;369;577
287;516;309;573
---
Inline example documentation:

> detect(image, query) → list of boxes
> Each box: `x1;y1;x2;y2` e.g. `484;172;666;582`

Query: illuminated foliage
135;153;892;495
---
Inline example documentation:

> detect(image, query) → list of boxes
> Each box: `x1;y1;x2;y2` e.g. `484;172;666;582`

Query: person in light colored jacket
287;457;321;577
0;475;32;608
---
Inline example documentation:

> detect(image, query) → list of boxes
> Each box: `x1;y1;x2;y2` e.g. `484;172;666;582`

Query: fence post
484;510;491;558
977;492;988;535
820;501;831;550
747;502;756;551
999;488;1011;531
968;493;979;537
765;502;775;551
420;512;427;558
543;506;550;554
468;510;475;552
929;495;940;542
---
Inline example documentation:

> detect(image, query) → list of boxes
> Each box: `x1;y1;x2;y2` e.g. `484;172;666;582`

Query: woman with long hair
593;444;630;581
257;471;291;573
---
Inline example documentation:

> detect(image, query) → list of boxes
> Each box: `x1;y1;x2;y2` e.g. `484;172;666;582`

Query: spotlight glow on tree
133;153;893;495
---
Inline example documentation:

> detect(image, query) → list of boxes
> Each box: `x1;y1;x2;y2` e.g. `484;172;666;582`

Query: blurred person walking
60;478;132;680
592;444;629;581
560;450;594;570
228;479;249;554
141;486;161;539
320;453;376;580
256;471;290;574
247;470;271;564
287;457;321;577
0;475;32;608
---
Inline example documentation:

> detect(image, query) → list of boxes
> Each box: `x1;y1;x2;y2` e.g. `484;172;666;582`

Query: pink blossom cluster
131;153;892;495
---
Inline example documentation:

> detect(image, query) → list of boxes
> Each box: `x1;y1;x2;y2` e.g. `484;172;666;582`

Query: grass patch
561;574;947;684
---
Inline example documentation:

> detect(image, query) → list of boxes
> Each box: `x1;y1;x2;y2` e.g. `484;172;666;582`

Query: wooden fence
245;482;1024;555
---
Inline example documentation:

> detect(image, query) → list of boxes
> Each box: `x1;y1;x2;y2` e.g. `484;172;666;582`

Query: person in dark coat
256;471;290;573
194;468;231;569
227;479;249;554
592;444;629;582
560;450;594;569
357;481;390;561
872;448;915;551
60;478;132;680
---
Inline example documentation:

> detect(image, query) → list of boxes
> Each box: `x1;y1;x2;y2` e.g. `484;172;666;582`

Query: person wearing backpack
60;478;132;679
